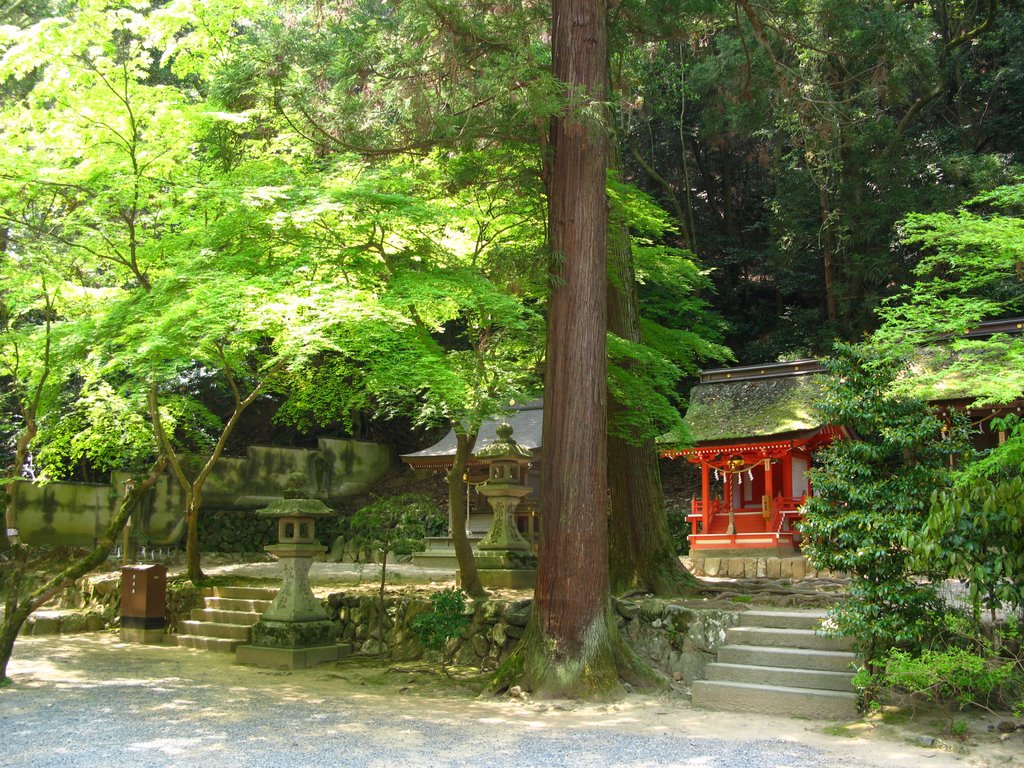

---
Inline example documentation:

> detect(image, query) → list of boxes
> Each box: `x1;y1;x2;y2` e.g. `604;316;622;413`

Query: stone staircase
176;586;277;653
691;609;859;720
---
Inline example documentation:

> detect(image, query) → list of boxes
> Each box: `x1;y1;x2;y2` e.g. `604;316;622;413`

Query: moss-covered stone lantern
474;423;537;589
235;473;343;669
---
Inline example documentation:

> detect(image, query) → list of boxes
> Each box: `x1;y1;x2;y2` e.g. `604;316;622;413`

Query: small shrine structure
400;400;542;565
662;360;848;555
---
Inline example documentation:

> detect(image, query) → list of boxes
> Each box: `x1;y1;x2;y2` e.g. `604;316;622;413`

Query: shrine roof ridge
698;359;825;385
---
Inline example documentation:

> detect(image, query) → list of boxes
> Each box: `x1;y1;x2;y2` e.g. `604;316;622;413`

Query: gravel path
3;634;987;768
3;678;827;768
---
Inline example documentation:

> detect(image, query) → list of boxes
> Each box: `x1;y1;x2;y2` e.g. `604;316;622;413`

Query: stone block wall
39;578;740;686
325;592;740;686
689;555;841;580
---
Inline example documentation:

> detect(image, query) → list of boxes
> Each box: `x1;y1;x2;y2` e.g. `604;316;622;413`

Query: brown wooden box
120;564;167;629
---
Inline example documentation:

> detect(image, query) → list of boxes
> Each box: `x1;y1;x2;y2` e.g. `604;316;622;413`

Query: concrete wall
13;482;119;548
12;439;393;547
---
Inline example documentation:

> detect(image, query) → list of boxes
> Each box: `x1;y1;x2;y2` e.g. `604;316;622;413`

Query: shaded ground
4;554;1022;766
2;632;1022;768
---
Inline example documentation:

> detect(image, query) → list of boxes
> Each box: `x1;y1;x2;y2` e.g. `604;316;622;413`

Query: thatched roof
903;337;1024;407
681;361;827;444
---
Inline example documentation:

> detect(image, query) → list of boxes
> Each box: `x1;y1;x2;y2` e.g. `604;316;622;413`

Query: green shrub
800;343;971;660
880;646;1021;712
412;587;470;661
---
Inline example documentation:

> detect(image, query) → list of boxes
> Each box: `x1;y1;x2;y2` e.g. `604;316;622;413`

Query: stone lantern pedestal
236;492;344;669
474;424;537;590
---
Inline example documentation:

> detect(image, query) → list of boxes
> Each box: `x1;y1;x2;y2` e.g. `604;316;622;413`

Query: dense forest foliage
3;0;1021;475
2;0;1023;694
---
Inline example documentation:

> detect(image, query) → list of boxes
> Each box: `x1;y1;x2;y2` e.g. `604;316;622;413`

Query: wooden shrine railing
688;494;808;535
687;497;722;533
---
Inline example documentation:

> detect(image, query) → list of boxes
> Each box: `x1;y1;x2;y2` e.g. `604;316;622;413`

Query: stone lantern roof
255;472;334;519
475;423;534;462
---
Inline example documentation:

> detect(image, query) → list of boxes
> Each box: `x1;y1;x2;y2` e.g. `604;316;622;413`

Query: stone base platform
412;549;462;569
474;568;536;590
687;554;841;580
411;536;484;570
235;642;352;670
120;627;165;644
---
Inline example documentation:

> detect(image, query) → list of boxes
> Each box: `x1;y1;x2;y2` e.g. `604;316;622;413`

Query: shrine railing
688;493;809;535
687;498;721;533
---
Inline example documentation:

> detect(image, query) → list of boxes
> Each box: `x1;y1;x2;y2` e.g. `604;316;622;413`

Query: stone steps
705;662;855;692
177;635;247;653
202;597;273;613
692;680;859;720
201;586;278;601
691;609;859;720
739;609;828;630
176;586;278;654
725;625;853;653
717;644;856;672
189;608;263;626
179;620;252;640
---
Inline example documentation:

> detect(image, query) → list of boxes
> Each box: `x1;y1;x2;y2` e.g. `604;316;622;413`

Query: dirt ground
3;630;1022;768
4;556;1021;766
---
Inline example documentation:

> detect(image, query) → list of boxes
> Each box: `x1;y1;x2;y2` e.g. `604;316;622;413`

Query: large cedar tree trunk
606;213;700;597
447;431;485;597
493;0;654;699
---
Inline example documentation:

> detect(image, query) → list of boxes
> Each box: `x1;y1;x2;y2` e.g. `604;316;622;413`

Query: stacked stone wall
326;592;740;685
12;438;393;547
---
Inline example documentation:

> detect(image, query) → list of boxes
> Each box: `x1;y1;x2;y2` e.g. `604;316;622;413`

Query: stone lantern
235;474;342;669
474;423;537;589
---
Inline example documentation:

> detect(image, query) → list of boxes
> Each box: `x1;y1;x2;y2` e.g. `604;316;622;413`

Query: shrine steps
176;586;277;653
691;609;858;720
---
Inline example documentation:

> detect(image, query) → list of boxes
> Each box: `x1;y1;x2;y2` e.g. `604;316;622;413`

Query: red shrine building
661;360;849;556
665;317;1024;555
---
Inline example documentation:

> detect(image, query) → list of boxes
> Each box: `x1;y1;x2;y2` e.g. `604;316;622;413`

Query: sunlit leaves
914;475;1024;615
877;180;1024;350
800;342;971;655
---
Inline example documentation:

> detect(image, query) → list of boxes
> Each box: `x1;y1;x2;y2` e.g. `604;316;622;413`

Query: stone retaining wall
688;555;841;580
326;592;740;685
31;579;739;687
13;438;392;547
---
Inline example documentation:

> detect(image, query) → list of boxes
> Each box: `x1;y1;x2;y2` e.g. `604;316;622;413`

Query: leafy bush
350;493;437;557
857;612;1024;717
800;343;971;660
878;647;1021;713
412;587;470;660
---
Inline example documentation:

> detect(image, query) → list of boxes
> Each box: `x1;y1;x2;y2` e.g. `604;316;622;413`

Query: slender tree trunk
493;0;657;700
820;186;838;324
3;424;34;551
447;431;485;597
720;143;740;242
150;362;283;585
377;527;391;659
606;208;700;597
184;494;202;584
1;458;166;683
